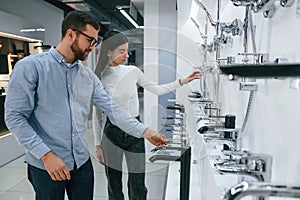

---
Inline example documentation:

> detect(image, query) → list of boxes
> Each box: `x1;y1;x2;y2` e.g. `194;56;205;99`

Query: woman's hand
95;145;105;165
180;71;202;85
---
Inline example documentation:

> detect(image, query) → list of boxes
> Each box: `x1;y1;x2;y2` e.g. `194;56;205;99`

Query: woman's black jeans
101;117;147;200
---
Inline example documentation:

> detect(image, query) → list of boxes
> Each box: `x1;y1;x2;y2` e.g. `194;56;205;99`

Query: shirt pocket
74;71;93;104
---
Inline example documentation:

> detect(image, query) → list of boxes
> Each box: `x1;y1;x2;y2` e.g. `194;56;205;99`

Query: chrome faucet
223;181;300;200
231;0;275;13
200;128;240;151
201;128;239;141
215;151;273;182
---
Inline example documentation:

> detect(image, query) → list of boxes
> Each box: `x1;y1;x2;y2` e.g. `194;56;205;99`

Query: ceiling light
117;6;142;29
20;28;45;32
100;21;111;25
20;29;36;32
0;31;42;42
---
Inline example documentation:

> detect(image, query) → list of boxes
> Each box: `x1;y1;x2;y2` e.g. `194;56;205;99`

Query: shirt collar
49;47;79;67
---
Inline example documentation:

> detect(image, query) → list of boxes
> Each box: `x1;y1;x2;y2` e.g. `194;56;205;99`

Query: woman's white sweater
93;65;181;145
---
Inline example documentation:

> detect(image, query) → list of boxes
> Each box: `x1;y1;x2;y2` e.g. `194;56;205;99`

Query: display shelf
219;63;300;77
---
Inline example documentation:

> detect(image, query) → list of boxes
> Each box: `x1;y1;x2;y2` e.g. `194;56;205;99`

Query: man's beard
71;41;90;61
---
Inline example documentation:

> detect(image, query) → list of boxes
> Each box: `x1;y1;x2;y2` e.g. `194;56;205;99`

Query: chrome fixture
218;56;236;64
239;82;258;91
231;0;276;13
236;53;268;91
231;0;278;18
237;53;269;64
220;19;243;37
198;114;237;150
151;144;183;153
200;128;240;151
262;5;276;18
187;91;203;99
215;151;273;182
223;181;300;200
164;103;188;147
280;0;295;6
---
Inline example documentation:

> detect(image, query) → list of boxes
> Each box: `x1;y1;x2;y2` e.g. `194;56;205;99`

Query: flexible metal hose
240;8;256;136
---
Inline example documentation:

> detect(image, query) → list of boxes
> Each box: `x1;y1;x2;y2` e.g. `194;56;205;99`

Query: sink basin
219;63;300;77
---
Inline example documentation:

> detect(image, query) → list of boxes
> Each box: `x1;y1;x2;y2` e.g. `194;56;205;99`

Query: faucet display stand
179;146;191;200
149;145;191;200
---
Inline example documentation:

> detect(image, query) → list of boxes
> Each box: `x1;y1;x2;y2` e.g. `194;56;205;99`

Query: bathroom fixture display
219;63;300;77
163;103;188;147
149;146;191;200
215;151;273;182
223;181;300;200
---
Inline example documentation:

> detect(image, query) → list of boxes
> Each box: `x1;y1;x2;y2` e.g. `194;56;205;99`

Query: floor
0;126;169;200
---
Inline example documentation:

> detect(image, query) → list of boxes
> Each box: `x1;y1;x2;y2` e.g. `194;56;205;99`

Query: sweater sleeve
136;68;181;95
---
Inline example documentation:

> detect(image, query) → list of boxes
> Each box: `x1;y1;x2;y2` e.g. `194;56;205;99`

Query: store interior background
1;0;300;199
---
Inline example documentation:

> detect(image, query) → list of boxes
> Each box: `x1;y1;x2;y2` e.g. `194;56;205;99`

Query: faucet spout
215;165;265;182
215;152;273;182
223;181;300;200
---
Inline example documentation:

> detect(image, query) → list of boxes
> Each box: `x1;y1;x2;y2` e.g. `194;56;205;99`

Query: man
4;10;168;200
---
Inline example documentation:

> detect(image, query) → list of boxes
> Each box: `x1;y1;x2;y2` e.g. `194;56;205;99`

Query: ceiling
43;0;144;37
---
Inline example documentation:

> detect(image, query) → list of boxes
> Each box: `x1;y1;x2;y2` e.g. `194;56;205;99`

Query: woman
93;30;201;200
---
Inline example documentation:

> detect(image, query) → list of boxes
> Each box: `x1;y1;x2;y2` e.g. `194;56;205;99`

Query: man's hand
95;145;105;164
142;128;169;146
41;151;71;181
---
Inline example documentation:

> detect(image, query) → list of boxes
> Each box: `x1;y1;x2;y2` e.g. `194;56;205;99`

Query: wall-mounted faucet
231;0;277;18
232;0;295;18
237;52;269;64
201;129;240;151
215;151;273;182
223;181;300;200
198;114;238;151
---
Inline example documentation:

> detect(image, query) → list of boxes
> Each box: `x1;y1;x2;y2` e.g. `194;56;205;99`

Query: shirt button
72;134;75;137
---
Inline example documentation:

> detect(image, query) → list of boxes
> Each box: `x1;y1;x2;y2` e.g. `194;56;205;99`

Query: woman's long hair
94;30;128;79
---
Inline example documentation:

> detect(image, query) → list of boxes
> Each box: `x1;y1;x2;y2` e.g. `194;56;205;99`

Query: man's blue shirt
5;47;146;170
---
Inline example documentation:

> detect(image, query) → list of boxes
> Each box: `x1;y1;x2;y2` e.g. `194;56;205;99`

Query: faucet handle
222;150;249;158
